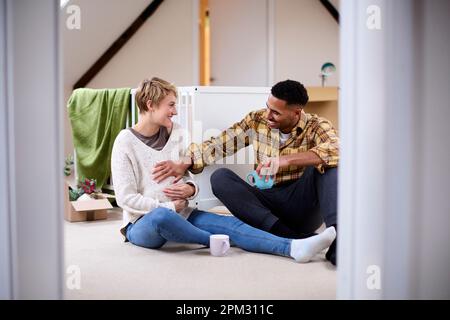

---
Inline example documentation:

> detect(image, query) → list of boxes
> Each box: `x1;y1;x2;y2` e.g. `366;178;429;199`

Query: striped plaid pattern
187;108;339;184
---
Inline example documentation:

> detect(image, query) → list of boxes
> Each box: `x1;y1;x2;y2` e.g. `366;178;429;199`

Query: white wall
207;0;340;87
62;0;151;91
88;0;198;88
275;0;340;86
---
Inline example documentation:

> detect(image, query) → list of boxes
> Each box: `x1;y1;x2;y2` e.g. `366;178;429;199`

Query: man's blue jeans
125;207;291;257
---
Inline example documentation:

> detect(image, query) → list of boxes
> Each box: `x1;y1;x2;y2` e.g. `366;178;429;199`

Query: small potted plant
64;155;74;177
78;178;102;199
68;178;101;201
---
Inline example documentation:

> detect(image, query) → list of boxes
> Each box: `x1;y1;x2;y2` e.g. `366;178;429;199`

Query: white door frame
0;0;63;299
338;0;450;299
209;0;271;86
338;0;413;300
0;0;12;300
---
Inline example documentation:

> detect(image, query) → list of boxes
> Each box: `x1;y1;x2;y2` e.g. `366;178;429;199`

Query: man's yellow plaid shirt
187;108;339;185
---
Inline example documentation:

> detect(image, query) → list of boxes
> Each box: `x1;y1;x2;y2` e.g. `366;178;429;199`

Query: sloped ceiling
329;0;339;11
61;0;152;89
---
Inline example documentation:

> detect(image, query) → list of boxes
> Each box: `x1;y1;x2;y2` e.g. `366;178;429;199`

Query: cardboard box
64;182;113;222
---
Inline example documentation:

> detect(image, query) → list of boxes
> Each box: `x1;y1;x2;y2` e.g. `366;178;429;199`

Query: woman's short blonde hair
135;77;177;113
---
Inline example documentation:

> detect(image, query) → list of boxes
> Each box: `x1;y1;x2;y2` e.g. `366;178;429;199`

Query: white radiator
176;86;270;210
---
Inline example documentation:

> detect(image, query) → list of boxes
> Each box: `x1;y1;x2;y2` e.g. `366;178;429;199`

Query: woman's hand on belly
163;183;195;200
152;159;191;184
172;199;188;213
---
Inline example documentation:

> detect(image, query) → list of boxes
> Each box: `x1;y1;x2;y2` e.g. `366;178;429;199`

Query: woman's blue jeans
125;208;291;257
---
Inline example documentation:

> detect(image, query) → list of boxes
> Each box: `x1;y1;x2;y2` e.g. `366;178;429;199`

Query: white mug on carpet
209;234;230;257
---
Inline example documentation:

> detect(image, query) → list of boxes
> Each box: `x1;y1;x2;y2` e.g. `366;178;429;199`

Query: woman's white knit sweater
111;123;198;234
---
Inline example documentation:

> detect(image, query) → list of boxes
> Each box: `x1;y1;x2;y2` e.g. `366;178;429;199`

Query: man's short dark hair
271;79;309;106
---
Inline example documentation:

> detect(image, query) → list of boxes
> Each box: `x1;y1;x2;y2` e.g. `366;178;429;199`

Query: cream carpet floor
64;208;336;300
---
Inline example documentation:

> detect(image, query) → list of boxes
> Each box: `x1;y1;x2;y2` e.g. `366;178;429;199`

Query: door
209;0;270;86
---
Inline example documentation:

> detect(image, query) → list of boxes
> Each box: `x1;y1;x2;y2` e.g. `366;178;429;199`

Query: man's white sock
290;226;336;263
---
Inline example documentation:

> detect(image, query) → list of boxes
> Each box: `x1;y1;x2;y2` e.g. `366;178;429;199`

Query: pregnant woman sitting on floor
111;77;336;263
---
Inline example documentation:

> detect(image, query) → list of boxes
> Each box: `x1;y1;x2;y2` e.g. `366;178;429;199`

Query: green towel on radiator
68;88;131;189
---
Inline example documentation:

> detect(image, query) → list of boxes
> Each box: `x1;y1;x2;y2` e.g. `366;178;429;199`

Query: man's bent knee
210;168;235;190
316;166;338;180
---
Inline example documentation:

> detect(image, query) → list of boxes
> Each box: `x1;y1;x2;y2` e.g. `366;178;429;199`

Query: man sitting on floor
153;80;339;265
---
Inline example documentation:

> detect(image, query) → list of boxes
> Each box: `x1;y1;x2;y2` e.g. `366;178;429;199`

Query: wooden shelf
306;87;339;102
304;87;339;130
